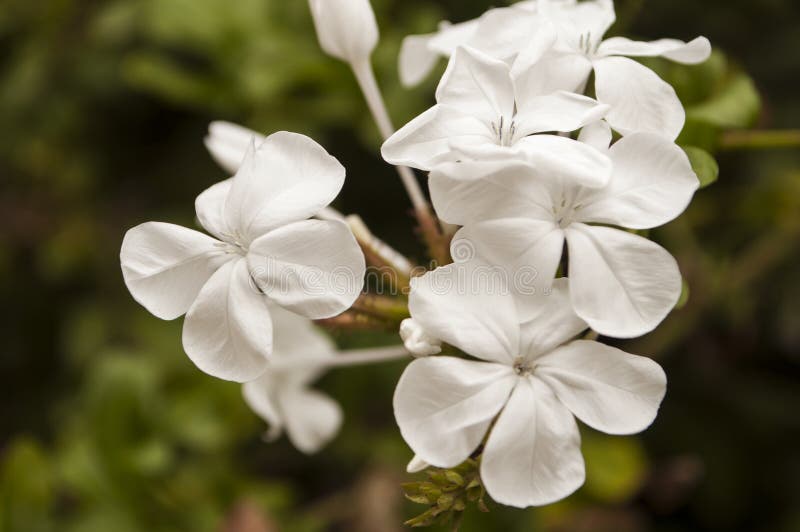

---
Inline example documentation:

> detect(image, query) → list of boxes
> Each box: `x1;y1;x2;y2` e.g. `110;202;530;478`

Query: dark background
1;1;798;530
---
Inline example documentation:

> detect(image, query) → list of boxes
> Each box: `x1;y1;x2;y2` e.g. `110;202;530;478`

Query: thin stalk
273;346;410;371
720;129;800;150
349;58;449;264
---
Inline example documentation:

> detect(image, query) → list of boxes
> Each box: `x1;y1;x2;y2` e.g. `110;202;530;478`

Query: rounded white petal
408;262;520;365
393;357;517;468
399;318;442;357
399;34;441;87
281;388;343;455
536;340;667;435
182;259;272;382
597;36;712;65
204;121;265;175
514;91;609;137
577;133;699;229
308;0;378;63
565;224;683;338
195;177;233;239
243;376;284;442
380;105;490;171
542;0;616;52
481;378;585;508
454;221;564;295
512;50;594;96
471;8;544;62
507;134;613;188
518;278;587;358
578;120;613;151
120;222;231;320
436;46;516;123
247;219;366;320
593;56;685;140
224;131;346;242
429;160;556;226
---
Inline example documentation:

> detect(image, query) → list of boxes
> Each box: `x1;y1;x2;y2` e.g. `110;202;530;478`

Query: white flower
243;306;343;455
393;266;667;508
399;318;442;357
398;1;543;86
429;122;698;338
382;46;612;187
308;0;379;64
538;0;711;139
204;121;266;176
120;132;366;382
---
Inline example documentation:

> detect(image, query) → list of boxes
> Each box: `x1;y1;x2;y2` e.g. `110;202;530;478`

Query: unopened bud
308;0;379;64
400;318;442;357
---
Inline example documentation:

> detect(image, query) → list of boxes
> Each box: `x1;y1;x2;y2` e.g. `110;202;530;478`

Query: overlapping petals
394;270;666;507
120;130;365;382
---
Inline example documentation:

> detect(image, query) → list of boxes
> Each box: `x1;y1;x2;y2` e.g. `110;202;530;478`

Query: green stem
720;129;800;150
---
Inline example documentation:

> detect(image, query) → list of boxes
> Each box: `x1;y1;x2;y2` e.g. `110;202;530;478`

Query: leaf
687;73;762;129
683;146;719;188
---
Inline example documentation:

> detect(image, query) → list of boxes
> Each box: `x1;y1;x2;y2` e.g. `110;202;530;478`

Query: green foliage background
1;1;798;531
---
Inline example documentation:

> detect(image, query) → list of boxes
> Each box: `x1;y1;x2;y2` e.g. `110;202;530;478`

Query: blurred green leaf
684;146;719;188
582;432;648;504
687;72;762;129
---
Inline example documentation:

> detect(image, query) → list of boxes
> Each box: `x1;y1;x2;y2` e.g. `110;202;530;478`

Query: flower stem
274;346;410;371
719;129;800;150
349;58;449;264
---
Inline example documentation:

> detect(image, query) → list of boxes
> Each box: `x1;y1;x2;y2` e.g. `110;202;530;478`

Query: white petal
578;120;612;151
428;19;481;55
269;305;337;386
380;105;490;171
243;376;284;442
454;221;564;295
120;222;231;320
407;455;430;473
472;8;547;63
542;0;616;52
598;36;712;65
536;340;667;434
195;177;233;239
182;259;272;382
204;121;264;175
512;51;594;97
393;357;516;468
408;262;520;365
248;219;366;320
577;132;699;229
280;388;343;454
593;56;685;140
518;278;587;358
399;318;442;357
481;378;585;508
436;46;516;123
566;224;682;338
514;91;609;136
308;0;378;63
399;34;441;87
429;160;557;226
509;135;613;188
224;131;345;242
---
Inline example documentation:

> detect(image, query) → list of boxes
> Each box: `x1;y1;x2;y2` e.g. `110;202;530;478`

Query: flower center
578;32;600;56
490;115;518;147
513;357;535;376
217;231;249;256
552;192;583;229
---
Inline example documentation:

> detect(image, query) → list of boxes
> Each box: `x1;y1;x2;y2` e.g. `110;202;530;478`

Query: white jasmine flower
121;132;366;382
308;0;379;64
394;267;667;508
382;46;612;187
429;122;698;338
243;306;343;455
399;318;442;357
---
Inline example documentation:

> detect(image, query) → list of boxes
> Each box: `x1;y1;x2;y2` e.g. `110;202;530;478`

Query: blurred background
1;0;799;531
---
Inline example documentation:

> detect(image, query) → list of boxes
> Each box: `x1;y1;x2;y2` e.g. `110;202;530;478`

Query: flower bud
400;318;442;357
308;0;379;63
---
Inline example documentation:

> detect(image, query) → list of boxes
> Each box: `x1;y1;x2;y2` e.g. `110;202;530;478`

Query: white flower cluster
118;0;713;513
388;0;710;508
